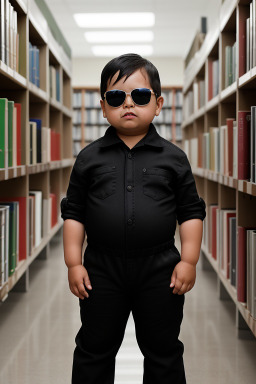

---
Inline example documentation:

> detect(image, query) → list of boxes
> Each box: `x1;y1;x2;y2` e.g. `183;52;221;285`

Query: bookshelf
182;0;256;339
72;86;183;156
0;0;73;302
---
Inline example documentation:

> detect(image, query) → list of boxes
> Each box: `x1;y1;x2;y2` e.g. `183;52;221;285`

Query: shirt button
128;153;132;159
127;218;133;225
127;185;132;191
143;168;146;172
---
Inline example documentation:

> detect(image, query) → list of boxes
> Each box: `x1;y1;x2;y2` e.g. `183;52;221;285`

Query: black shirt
60;123;206;255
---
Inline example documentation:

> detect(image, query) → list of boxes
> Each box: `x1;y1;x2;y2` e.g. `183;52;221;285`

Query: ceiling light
74;13;155;28
91;45;153;57
85;31;154;43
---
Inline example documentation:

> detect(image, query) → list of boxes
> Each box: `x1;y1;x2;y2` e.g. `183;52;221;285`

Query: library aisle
0;229;255;384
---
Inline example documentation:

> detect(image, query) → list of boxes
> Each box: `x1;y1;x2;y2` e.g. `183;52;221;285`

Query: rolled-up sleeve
174;153;206;225
60;154;87;225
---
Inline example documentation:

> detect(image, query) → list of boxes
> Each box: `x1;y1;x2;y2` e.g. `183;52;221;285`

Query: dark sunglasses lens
106;90;125;107
131;88;151;105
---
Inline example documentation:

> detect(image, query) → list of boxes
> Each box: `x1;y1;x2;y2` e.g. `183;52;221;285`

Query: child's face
100;68;164;135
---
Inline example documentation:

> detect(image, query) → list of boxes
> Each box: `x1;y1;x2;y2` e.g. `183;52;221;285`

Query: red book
238;111;251;180
1;196;27;260
49;193;57;227
51;131;55;161
208;58;213;101
14;103;22;166
239;6;249;77
56;132;61;160
226;118;234;177
211;206;218;260
226;212;236;279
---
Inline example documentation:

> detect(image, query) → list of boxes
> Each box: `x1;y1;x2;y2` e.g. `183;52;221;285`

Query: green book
0;98;8;168
8;101;14;167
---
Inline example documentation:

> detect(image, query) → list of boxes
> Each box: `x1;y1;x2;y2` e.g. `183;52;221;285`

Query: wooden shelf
0;0;73;302
182;0;256;339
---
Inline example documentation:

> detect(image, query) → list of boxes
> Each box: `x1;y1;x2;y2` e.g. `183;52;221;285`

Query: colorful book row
29;118;61;164
184;109;256;182
0;192;58;289
205;205;256;319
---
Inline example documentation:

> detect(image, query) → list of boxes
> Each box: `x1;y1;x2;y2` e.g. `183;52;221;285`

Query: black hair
100;53;161;99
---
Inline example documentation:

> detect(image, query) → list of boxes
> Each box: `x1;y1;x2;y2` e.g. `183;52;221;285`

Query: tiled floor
0;228;255;384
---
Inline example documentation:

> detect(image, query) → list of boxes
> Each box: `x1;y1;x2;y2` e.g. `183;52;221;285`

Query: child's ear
155;95;164;116
100;99;106;118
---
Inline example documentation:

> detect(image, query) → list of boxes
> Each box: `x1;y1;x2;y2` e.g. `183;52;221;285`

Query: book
29;191;42;248
238;111;251;180
0;98;8;168
0;201;18;275
0;196;26;261
7;100;14;167
0;206;9;288
14;103;21;166
29;118;42;163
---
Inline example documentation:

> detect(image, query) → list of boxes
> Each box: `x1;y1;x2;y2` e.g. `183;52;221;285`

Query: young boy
61;53;206;384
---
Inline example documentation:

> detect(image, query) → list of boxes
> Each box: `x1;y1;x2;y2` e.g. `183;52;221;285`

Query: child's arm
170;219;203;295
170;151;206;294
60;153;92;300
63;219;92;299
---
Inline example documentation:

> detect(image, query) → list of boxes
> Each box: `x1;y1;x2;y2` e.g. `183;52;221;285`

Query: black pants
72;244;186;384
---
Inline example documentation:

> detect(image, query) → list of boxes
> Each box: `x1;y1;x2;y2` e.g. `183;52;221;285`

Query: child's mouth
123;112;137;119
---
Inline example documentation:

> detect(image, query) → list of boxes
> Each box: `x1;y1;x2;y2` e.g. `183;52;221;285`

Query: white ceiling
44;0;222;59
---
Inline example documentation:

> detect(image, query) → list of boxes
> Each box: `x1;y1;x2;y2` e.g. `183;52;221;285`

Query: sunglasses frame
103;88;158;108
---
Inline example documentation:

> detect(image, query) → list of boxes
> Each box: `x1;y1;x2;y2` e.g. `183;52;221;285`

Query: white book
1;0;5;63
190;137;198;168
5;0;9;67
9;4;13;69
193;81;198;112
29;191;42;248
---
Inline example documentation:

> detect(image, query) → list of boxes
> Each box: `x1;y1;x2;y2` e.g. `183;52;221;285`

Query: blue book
35;47;40;87
56;69;60;101
29;42;33;83
29;118;42;163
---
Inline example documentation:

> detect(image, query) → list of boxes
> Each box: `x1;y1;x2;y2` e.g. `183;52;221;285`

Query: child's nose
123;94;134;108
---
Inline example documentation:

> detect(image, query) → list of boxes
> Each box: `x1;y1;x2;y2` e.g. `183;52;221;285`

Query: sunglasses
103;88;157;108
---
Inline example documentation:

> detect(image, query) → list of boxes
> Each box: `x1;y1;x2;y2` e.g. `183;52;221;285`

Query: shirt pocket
89;165;117;199
142;167;173;200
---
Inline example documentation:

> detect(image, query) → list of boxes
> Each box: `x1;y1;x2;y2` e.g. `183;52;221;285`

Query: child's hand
68;265;92;299
170;261;196;295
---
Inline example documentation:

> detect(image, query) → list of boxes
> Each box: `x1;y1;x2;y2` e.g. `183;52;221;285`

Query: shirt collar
98;123;164;148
